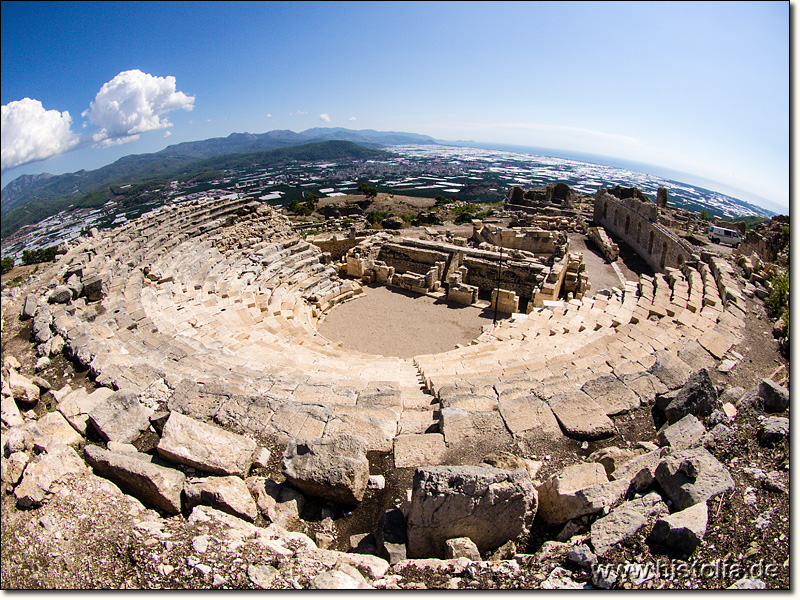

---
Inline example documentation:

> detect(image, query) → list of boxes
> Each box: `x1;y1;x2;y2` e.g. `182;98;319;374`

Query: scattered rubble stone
648;502;708;554
758;379;789;413
184;475;259;522
654;447;735;511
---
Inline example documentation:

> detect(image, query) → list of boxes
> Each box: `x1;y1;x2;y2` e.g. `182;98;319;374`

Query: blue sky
1;1;789;213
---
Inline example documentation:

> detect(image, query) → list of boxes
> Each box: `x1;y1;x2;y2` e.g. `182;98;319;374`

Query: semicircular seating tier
39;196;747;467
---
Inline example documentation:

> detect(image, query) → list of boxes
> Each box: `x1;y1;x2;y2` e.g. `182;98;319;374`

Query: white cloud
95;134;140;148
319;113;331;123
266;113;272;118
290;110;308;116
82;70;194;145
348;116;357;122
163;131;172;138
1;98;81;172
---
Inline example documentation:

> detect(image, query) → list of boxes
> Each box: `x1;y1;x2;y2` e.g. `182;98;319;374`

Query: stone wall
491;288;519;314
310;236;363;261
472;222;566;257
593;188;699;274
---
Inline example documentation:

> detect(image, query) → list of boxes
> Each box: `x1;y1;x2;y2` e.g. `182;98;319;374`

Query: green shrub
765;270;789;321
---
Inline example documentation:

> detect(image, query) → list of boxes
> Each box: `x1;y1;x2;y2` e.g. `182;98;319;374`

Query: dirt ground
317;284;499;358
316;193;436;213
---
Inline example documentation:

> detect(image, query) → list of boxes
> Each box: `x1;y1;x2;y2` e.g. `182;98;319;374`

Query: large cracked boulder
537;462;628;526
157;411;257;478
662;368;719;424
87;390;154;444
405;465;536;558
654;447;735;511
281;434;370;504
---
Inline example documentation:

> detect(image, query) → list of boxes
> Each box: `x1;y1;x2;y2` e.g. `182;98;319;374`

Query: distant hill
0;140;391;240
0;128;436;216
301;128;439;147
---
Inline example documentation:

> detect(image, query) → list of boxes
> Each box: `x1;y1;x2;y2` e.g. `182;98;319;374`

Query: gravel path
317;284;497;358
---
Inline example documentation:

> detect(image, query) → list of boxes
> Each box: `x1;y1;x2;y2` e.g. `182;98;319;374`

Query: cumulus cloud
319;113;331;123
348;116;357;122
82;69;194;145
163;131;172;138
1;98;81;172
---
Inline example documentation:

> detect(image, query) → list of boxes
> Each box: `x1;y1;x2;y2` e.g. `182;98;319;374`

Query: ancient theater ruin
1;181;789;588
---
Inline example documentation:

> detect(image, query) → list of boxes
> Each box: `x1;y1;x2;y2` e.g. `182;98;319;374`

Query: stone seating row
41;196;747;461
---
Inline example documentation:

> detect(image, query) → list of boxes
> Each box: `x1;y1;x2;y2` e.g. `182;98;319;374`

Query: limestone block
393;433;448;469
87;390;154;444
35;411;82;448
324;408;397;452
444;537;481;561
83;445;185;514
654;447;735;511
281;434;370;504
537;462;627;526
439;408;511;448
268;401;332;442
1;395;24;428
586;446;636;478
497;395;561;438
15;445;89;508
21;294;38;320
47;286;72;304
406;465;536;558
581;375;641;416
610;449;663;492
157;411;257;478
57;387;115;435
648;350;693;390
7;371;40;405
246;476;305;528
591;492;668;556
657;414;706;451
649;502;708;555
184;475;258;522
2;451;30;486
547;392;616;440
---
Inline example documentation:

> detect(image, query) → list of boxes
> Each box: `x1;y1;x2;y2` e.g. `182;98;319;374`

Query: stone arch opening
648;230;655;255
660;242;668;269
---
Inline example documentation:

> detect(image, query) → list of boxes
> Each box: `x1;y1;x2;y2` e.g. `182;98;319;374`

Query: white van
708;225;742;247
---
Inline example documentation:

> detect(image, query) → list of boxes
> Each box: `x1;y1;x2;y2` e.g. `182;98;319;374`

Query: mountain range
0;128;439;216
